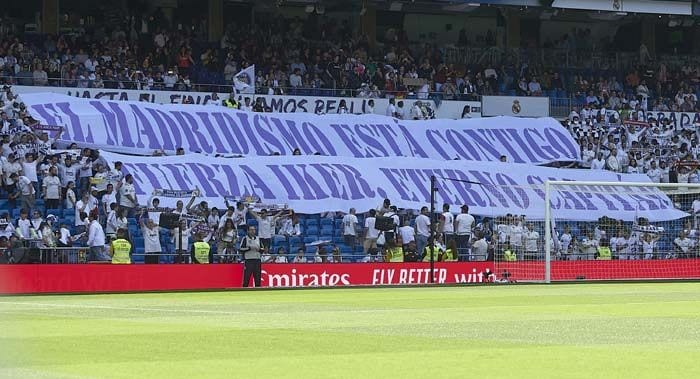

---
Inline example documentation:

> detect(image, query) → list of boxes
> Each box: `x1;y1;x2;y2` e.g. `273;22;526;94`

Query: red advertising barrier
1;259;698;294
0;262;493;294
496;258;700;281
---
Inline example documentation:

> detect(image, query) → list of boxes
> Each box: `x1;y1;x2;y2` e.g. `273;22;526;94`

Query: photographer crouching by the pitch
239;226;263;287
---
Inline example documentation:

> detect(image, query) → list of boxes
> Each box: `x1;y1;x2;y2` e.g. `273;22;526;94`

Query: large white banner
22;93;580;163
99;151;685;222
482;96;551;117
11;85;482;119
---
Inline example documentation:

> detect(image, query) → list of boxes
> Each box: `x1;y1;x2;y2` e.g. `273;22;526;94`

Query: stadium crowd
0;79;698;265
0;11;699;264
0;12;698;104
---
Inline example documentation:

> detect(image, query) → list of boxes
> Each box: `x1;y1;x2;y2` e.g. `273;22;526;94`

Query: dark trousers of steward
242;258;262;287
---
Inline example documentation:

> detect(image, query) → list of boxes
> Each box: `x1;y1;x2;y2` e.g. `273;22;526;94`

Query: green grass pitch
1;283;700;378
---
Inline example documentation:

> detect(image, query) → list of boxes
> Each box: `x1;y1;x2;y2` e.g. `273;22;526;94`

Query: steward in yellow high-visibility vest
191;233;210;264
422;244;444;262
503;248;517;262
110;228;132;264
442;248;457;262
223;96;239;109
596;246;612;260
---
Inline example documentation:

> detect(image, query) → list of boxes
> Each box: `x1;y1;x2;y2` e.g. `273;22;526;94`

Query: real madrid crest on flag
512;99;522;115
233;65;256;94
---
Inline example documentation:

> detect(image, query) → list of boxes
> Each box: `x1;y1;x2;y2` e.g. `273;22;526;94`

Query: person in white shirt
363;209;380;253
86;213;110;261
172;220;192;258
616;231;630;260
101;184;117;216
398;218;415;248
646;161;661;183
119;174;138;216
274;247;288;263
12;173;35;211
579;230;598;260
440;203;454;244
409;101;425;120
641;233;659;260
606;148;620;172
581;143;596;168
559;226;572;259
385;98;397;118
74;193;95;232
454;205;475;251
42;166;61;210
591;152;606;170
15;209;32;240
673;231;694;259
249;208;283;251
396;101;406;120
292;248;306;263
470;232;489;262
523;223;540;260
414;206;431;257
65;181;77;209
342;208;359;249
105;203;119;240
141;215;161;264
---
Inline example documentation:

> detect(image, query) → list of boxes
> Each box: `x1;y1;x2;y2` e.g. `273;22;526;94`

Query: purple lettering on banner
354;124;388;157
217;165;246;197
309;164;344;199
278;165;323;200
484;129;530;163
543;127;579;160
494;173;528;209
405;169;432;202
29;104;63;137
191;163;228;196
445;129;477;160
332;164;375;199
215;112;250;155
194;112;228;153
170;111;213;154
239;165;275;199
462;129;503;162
504;129;538;162
328;124;363;158
301;122;337;156
235;113;269;156
145;108;188;151
486;129;526;163
185;163;216;195
522;129;554;161
159;164;195;190
372;124;402;157
396;123;429;159
378;168;419;202
132;163;171;193
252;116;285;154
609;194;635;211
88;101;134;147
443;169;488;207
128;104;159;149
54;102;87;142
425;129;453;160
271;117;311;154
268;165;302;200
466;171;509;207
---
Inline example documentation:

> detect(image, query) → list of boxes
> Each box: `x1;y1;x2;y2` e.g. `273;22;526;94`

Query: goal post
543;180;700;283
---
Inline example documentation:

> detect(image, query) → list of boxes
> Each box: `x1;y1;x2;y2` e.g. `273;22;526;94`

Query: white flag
233;65;255;94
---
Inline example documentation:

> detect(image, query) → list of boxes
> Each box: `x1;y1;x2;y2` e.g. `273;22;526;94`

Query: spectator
454;205;475;251
342;208;358;250
86;212;109;262
414;206;431;258
42;166;61;210
141;214;162;264
363;209;379;254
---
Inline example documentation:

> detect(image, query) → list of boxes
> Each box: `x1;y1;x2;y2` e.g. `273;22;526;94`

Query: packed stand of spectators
1;9;698;106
